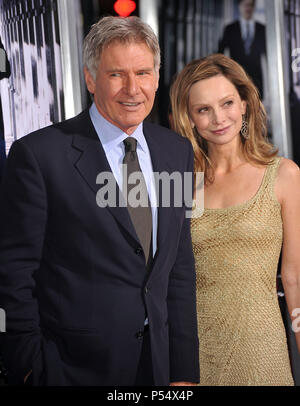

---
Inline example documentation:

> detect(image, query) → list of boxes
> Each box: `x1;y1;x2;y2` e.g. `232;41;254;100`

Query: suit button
136;331;144;339
144;286;149;294
135;247;143;256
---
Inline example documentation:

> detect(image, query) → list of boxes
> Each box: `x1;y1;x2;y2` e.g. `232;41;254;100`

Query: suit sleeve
218;25;230;54
0;139;47;384
167;141;200;383
261;24;266;54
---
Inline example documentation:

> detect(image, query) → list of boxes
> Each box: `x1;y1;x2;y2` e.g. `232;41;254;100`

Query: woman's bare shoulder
277;157;300;178
276;158;300;203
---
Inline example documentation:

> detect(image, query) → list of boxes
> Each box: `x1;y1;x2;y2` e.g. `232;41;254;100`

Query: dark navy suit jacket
218;21;266;98
0;110;199;386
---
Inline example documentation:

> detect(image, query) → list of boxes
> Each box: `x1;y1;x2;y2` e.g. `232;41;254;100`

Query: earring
241;115;249;139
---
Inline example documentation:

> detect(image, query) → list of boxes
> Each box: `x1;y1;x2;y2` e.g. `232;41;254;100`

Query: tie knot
124;137;137;153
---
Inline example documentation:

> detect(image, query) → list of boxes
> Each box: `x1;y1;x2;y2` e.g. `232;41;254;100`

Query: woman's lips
212;125;231;135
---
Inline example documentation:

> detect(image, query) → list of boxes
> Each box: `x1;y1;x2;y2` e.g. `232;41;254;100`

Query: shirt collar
240;17;255;28
89;102;148;153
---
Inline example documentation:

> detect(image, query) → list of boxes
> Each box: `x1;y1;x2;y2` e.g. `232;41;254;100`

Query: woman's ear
241;100;247;115
189;118;195;129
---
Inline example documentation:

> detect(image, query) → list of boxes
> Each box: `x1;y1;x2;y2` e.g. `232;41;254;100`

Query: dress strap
263;157;282;203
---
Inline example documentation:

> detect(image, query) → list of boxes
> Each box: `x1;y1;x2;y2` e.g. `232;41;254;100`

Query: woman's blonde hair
170;54;277;183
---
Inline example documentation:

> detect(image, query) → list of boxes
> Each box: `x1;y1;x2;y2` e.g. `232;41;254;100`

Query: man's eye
224;100;233;106
110;73;121;77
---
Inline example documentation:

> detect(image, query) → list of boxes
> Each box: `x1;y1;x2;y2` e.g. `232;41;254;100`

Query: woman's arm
276;158;300;354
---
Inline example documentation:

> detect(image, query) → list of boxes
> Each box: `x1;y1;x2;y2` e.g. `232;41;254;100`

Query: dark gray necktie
123;137;152;264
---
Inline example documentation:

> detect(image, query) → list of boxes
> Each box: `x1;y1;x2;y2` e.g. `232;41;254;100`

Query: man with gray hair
0;16;199;386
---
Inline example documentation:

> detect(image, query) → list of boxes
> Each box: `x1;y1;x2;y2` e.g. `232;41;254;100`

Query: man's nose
124;74;139;96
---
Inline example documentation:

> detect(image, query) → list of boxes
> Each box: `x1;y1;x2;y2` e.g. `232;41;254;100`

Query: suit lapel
70;110;138;243
252;22;259;47
69;113;177;255
237;21;246;55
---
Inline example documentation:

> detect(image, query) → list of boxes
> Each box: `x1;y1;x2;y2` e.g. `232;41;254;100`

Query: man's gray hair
83;16;161;79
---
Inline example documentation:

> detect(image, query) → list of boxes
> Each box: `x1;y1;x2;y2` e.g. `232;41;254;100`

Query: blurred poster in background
285;0;300;167
158;0;271;136
158;0;224;127
0;0;64;154
284;0;300;385
0;35;10;183
218;0;271;135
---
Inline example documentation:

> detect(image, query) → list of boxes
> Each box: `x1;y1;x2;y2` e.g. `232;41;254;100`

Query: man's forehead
240;0;255;6
101;39;153;55
98;40;155;67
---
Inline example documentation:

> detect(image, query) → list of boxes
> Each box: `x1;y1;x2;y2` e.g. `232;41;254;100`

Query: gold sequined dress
191;158;294;386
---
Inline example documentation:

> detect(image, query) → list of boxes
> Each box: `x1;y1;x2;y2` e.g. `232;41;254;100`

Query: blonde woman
170;54;300;385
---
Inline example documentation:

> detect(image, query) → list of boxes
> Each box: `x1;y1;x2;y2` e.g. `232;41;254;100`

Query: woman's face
188;74;247;147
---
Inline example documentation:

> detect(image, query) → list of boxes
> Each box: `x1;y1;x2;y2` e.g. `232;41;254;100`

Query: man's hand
24;370;32;384
170;382;197;386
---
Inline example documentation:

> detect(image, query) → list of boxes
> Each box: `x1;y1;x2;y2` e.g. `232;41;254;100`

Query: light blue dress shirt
240;18;255;43
89;103;158;258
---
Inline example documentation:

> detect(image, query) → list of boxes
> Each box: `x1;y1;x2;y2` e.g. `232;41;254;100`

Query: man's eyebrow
105;68;125;73
136;67;154;71
105;67;154;72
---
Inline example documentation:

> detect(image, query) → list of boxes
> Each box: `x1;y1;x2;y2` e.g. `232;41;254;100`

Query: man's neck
240;16;254;24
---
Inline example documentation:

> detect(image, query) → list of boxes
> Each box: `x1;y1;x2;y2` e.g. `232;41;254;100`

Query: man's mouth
119;102;141;106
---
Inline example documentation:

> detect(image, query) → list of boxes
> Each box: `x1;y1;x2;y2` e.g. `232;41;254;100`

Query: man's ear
84;67;95;94
155;71;159;92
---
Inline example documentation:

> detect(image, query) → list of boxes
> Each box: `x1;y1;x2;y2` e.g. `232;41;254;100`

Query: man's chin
119;122;141;135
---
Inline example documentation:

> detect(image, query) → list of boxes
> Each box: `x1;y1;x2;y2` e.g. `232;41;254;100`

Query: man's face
84;41;159;135
239;0;255;20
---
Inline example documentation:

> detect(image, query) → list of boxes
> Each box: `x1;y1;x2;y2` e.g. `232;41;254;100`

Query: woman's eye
198;107;208;113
